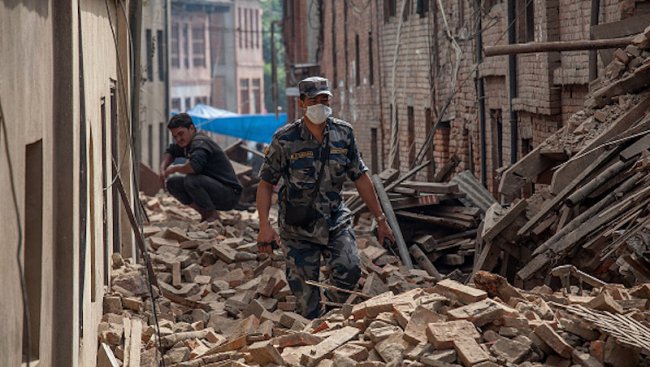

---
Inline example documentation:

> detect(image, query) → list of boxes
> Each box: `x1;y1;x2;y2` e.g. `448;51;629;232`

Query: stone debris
485;29;650;290
98;192;650;366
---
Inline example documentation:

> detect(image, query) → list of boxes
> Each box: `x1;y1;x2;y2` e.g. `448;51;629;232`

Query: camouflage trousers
282;226;362;319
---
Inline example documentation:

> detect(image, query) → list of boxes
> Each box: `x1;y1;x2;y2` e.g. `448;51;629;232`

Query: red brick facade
283;0;641;194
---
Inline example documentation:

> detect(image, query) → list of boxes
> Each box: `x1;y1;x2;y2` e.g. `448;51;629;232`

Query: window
331;3;337;88
255;9;260;48
184;97;192;111
403;0;412;21
23;140;43;363
248;8;253;49
171;98;181;112
192;24;206;67
355;34;360;86
146;29;153;81
213;12;226;66
238;8;243;48
490;109;503;195
159;122;167;160
416;0;430;17
240;79;250;114
491;109;503;169
384;0;397;21
157;30;165;81
244;8;249;49
252;79;261;113
425;108;434;180
110;84;120;254
195;96;208;105
100;98;108;287
517;0;535;43
182;23;189;68
171;23;179;68
368;32;374;85
371;128;379;173
407;106;415;164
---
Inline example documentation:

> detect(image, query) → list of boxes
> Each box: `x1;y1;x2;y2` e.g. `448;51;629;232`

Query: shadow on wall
5;0;49;18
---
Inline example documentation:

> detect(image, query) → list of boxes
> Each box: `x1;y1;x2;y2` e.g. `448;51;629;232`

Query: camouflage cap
298;76;333;98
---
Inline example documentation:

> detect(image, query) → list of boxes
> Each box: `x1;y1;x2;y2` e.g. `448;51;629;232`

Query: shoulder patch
330;117;353;130
263;146;271;155
274;119;302;140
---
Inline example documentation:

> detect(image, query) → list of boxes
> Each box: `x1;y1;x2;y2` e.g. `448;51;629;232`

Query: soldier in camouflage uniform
256;76;395;319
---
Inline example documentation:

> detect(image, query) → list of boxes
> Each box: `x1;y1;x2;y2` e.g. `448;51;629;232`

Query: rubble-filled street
8;1;650;366
97;192;650;367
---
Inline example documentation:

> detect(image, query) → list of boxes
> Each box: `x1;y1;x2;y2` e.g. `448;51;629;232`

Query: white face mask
305;104;332;125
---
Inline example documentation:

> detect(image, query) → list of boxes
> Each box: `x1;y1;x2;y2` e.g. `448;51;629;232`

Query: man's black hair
168;113;194;129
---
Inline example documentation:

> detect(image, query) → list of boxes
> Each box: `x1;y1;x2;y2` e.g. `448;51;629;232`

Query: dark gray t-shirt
165;133;242;192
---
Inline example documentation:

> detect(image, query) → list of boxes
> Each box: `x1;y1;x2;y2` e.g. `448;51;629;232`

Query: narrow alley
2;1;650;366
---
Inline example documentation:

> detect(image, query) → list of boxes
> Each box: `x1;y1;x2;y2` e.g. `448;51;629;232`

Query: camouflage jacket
259;117;368;245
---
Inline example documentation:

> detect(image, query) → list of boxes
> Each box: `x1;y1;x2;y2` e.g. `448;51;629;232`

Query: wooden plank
433;155;460;182
620;133;650;161
499;143;554;198
128;319;142;367
431;206;481;217
435;229;478;243
532;215;555;237
566;159;634;206
409;245;443;281
517;148;618;237
390;195;443;210
534;172;643;257
471;241;500;282
391;186;418;196
230;159;253;178
395;211;473;230
97;343;120;367
399;181;459;194
413;234;438;253
372;175;414;269
555;206;572;233
122;318;132;367
482;200;528;242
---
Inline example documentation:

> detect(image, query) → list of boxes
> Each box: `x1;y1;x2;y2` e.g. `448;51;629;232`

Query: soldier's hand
257;240;277;255
257;221;280;251
377;220;395;246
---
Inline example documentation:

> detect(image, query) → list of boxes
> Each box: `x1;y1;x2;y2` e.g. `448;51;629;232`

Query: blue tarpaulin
185;104;287;144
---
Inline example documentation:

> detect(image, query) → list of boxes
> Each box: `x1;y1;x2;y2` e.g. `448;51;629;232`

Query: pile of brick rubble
96;193;650;367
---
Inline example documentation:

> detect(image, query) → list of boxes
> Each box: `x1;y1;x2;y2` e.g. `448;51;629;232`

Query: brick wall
287;0;636;195
320;1;385;174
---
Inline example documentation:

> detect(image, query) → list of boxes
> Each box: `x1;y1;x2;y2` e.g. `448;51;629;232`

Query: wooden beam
517;148;618;237
128;319;142;367
372;175;414;269
409;245;443;281
482;200;528;242
395;211;473;230
484;36;634;57
398;181;459;194
499;143;553;198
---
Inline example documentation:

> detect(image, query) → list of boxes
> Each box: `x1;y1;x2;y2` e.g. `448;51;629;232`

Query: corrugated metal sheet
451;170;497;213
